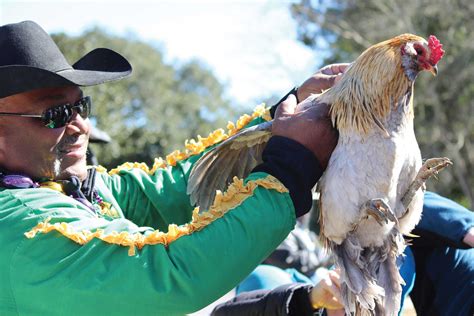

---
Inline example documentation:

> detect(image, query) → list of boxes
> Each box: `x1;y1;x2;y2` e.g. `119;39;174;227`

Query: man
409;192;474;316
0;21;342;314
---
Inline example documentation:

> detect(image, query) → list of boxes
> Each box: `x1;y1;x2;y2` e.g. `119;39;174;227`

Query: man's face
0;86;90;181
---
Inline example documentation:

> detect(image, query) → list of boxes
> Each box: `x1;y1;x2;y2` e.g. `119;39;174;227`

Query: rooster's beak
428;64;438;76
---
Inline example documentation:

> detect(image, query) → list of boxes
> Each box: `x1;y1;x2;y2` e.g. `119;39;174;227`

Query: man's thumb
275;94;297;117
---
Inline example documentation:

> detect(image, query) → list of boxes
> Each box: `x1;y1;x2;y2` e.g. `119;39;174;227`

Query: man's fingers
293;101;331;123
322;74;340;88
462;227;474;247
328;270;341;287
321;63;351;75
320;275;344;309
333;63;350;74
325;277;344;305
296;97;313;112
317;68;346;90
275;94;297;117
334;73;344;84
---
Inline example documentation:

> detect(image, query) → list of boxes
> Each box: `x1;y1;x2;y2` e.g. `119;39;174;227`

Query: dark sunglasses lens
75;97;91;118
41;97;91;129
42;104;73;129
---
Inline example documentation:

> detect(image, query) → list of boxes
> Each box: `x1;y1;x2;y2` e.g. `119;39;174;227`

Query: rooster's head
400;35;445;81
323;33;445;135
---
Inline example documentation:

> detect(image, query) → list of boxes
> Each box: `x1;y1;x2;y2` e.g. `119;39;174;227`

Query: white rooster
188;34;451;315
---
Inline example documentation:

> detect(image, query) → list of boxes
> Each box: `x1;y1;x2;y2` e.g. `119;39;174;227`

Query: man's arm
7;92;339;315
97;109;272;228
270;63;349;118
212;270;344;316
8;173;296;315
100;63;348;228
412;191;474;248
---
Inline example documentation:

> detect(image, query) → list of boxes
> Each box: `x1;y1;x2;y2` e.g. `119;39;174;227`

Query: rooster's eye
415;46;424;55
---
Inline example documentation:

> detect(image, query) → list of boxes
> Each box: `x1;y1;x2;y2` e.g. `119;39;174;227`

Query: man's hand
272;94;338;169
463;227;474;247
310;269;344;311
297;63;350;102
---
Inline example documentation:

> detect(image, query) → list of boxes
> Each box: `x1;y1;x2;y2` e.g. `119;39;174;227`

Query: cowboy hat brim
0;48;132;99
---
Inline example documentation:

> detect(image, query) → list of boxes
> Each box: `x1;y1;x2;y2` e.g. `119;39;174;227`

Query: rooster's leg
401;157;452;210
360;198;398;226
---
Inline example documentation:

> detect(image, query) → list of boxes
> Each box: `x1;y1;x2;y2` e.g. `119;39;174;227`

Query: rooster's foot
416;157;452;182
401;157;452;209
361;198;397;226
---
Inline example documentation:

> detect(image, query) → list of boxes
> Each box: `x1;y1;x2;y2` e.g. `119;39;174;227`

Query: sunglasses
0;96;91;129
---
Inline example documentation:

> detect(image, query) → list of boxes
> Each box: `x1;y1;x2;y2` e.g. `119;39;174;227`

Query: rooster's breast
318;131;418;247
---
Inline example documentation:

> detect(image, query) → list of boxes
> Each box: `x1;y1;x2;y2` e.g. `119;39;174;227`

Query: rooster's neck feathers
322;34;423;136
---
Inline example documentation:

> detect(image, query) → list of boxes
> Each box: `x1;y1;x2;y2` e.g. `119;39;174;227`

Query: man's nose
65;111;89;135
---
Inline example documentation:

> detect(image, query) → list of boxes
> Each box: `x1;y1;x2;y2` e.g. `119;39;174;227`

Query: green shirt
0;114;296;315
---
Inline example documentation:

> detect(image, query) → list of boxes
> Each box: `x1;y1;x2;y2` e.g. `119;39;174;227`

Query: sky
0;0;322;107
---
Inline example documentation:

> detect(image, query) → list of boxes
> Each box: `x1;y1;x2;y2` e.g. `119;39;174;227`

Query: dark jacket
212;283;316;316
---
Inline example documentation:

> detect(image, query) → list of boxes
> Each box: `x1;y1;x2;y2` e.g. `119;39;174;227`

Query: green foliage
291;0;474;207
53;28;237;168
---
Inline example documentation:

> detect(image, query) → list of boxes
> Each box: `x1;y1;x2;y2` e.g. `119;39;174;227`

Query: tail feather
377;229;406;315
377;257;403;315
332;228;406;316
333;236;384;314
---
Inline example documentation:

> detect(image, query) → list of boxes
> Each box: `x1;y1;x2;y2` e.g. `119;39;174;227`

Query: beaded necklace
0;169;114;217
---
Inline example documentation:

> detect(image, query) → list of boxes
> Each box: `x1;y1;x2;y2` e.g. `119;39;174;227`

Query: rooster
187;34;450;315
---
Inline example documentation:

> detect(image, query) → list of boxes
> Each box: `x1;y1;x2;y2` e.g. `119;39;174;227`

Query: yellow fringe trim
25;175;287;256
106;105;271;175
39;181;65;193
98;201;120;218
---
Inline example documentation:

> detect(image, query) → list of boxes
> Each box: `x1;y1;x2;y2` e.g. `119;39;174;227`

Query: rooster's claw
361;198;397;226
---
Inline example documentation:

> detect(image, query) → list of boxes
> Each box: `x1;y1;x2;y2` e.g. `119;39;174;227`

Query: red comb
428;35;444;65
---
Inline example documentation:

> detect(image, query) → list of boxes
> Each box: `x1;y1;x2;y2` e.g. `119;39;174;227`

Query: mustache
56;134;86;154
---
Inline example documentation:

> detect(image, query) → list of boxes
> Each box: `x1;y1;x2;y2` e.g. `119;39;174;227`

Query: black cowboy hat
0;20;132;99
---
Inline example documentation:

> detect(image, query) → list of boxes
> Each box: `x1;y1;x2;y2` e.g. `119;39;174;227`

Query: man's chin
54;159;88;181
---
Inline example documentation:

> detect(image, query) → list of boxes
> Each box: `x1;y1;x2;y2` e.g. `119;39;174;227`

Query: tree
291;0;474;207
53;28;238;168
